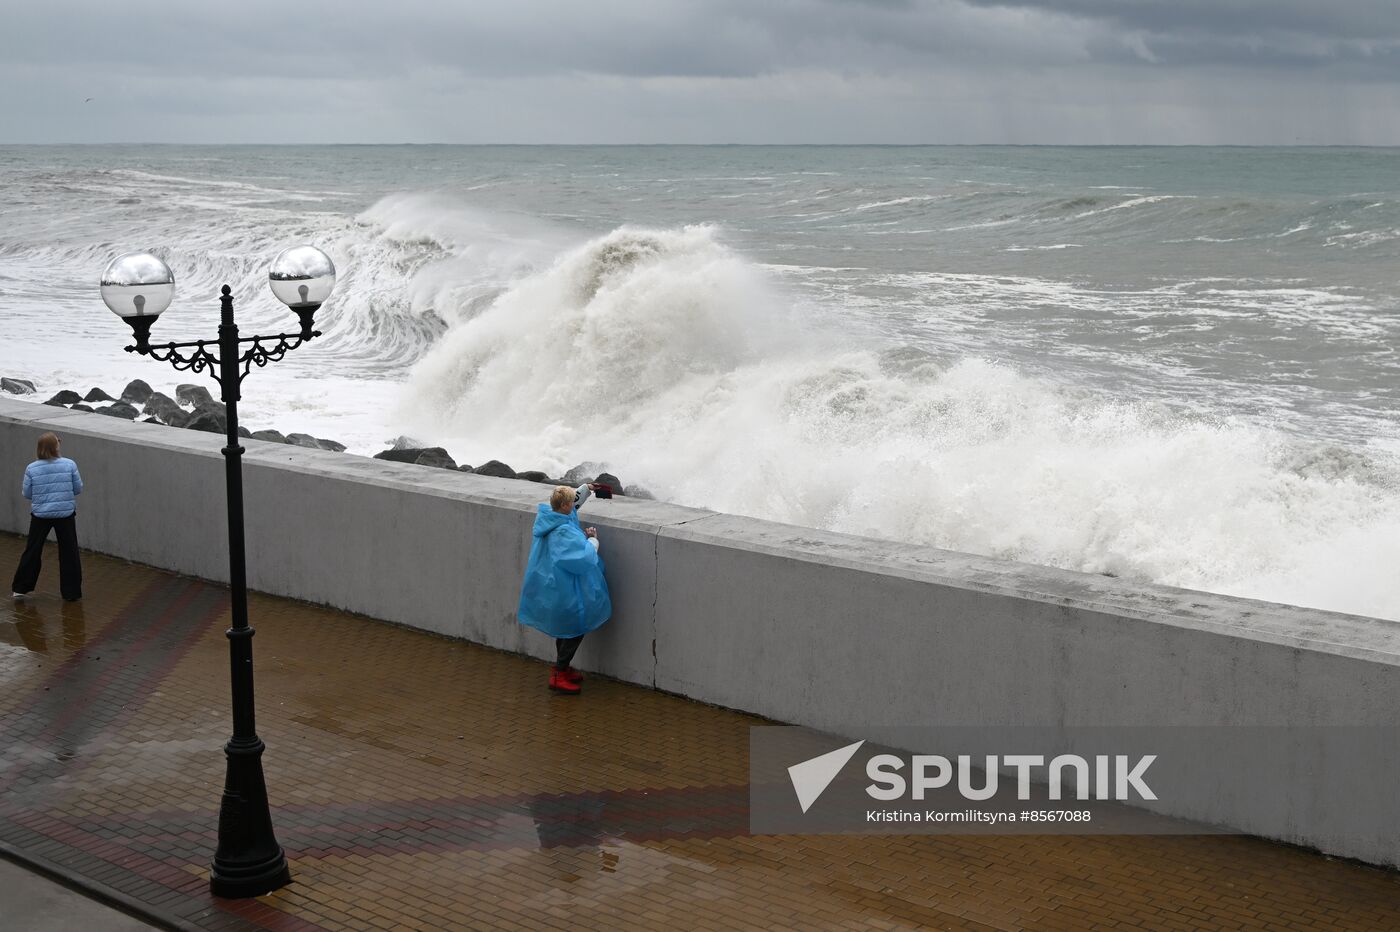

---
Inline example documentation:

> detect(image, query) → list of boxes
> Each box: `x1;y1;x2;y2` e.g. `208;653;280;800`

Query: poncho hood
532;504;577;537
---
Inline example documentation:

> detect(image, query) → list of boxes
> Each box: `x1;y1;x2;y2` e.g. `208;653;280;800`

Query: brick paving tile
2;533;1399;931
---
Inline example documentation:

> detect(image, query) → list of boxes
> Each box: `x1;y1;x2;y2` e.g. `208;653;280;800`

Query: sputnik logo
788;740;865;813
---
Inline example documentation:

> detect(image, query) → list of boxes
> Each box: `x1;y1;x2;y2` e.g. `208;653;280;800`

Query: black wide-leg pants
11;513;82;601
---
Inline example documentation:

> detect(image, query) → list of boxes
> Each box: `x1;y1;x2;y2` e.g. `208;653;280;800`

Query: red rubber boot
549;666;581;695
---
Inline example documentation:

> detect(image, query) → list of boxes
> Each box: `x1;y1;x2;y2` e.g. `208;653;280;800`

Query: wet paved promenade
2;533;1398;930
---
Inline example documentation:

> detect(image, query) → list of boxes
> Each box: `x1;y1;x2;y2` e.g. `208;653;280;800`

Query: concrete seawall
3;397;1398;866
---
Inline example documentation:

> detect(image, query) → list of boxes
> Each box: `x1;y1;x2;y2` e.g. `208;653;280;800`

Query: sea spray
401;225;798;433
402;225;1400;621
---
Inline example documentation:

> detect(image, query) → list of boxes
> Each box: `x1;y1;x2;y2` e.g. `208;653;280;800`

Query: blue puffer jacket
517;504;612;639
23;457;83;518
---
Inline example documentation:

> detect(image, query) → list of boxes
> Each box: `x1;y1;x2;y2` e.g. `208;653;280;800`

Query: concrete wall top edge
2;399;228;454
666;511;1400;664
0;401;101;425
6;397;1397;664
237;440;718;529
2;398;719;528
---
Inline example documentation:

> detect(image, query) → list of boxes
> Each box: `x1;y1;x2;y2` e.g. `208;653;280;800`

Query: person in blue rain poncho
518;483;611;694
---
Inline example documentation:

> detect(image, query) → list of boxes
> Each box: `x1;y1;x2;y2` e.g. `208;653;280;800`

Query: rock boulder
373;448;422;463
143;392;188;427
414;448;457;469
564;462;607;485
97;402;140;420
473;460;517;479
374;447;458;469
176;383;215;408
185;402;227;434
1;378;36;395
121;379;154;405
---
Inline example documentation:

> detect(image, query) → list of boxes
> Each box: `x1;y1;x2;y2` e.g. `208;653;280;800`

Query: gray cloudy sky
4;0;1400;144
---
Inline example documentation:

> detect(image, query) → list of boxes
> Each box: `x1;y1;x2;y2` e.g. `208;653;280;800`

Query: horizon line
2;141;1396;149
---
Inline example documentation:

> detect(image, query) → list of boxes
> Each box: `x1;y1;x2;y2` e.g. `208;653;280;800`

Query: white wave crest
852;195;946;211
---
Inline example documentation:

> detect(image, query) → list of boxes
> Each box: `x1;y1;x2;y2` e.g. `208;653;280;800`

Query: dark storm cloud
962;0;1400;71
962;0;1400;42
2;0;1399;142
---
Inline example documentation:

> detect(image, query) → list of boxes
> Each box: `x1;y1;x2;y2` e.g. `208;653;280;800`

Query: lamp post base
209;736;291;899
210;849;291;899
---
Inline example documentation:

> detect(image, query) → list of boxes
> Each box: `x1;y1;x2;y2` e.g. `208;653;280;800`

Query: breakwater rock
7;373;655;499
1;377;36;395
18;377;340;450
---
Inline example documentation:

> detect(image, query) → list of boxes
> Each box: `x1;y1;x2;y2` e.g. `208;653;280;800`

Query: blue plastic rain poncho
517;504;612;638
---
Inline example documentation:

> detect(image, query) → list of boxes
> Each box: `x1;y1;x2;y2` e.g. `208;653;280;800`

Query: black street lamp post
99;247;337;898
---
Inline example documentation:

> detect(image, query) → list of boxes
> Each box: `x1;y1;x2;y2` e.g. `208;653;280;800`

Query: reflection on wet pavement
0;597;85;656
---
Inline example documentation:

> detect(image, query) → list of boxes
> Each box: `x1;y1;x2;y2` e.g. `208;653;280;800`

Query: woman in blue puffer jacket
518;483;611;694
11;431;84;602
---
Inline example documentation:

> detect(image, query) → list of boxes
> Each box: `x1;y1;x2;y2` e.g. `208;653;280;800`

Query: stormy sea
2;144;1398;620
